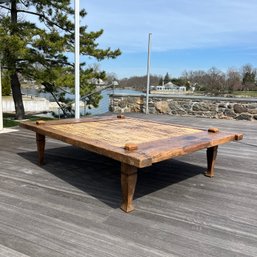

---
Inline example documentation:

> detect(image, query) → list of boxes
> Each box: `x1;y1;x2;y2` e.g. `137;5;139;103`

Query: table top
20;116;243;168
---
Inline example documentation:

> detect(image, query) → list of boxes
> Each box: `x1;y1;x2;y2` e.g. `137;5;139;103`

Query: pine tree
0;0;121;119
242;64;256;90
163;72;171;84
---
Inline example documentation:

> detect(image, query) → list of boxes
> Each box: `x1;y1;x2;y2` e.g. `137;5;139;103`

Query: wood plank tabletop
20;116;242;167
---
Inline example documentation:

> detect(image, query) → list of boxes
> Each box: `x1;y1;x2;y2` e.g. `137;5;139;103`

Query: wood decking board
1;113;257;256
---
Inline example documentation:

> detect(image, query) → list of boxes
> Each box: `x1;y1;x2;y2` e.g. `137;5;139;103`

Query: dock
0;113;257;257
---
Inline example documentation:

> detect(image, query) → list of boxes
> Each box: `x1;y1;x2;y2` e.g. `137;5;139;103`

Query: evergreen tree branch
0;5;11;11
0;1;121;119
16;9;72;33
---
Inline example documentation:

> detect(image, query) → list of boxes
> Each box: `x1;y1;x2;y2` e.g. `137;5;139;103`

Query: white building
152;82;187;92
164;82;179;90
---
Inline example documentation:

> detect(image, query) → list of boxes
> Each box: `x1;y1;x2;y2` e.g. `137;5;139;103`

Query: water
87;88;143;115
22;87;142;116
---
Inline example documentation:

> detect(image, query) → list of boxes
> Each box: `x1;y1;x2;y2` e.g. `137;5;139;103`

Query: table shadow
19;145;205;210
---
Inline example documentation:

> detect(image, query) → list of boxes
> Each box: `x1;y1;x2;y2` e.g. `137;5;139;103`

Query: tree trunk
9;1;25;120
11;72;25;119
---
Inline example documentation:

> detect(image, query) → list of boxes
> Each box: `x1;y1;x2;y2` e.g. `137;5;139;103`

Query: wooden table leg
120;163;138;213
36;133;45;165
205;146;218;177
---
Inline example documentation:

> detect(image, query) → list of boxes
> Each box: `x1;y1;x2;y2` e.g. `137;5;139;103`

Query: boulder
248;109;257;114
224;109;237;118
118;99;127;108
233;104;247;113
192;103;210;111
154;101;170;114
236;114;252;121
218;103;226;108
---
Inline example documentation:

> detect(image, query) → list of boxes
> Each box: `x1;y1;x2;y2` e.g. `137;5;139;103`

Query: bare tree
226;68;242;92
119;75;161;90
181;70;208;91
241;64;256;90
205;67;226;95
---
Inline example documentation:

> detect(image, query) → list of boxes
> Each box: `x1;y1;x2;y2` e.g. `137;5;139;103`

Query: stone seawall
110;94;257;121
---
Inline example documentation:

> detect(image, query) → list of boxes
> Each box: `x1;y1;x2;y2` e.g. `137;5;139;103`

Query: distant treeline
118;64;257;94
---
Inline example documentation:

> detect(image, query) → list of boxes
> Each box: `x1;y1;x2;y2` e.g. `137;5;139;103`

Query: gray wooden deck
0;113;257;257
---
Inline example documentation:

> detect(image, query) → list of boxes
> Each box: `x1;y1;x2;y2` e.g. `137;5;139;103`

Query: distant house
156;85;165;90
179;86;186;92
164;82;179;90
152;82;187;92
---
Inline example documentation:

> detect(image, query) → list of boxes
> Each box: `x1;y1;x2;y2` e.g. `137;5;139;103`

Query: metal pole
146;33;152;114
74;0;80;119
0;60;3;130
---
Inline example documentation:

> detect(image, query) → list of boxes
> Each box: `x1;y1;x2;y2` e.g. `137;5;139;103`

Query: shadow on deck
19;147;205;210
1;113;257;257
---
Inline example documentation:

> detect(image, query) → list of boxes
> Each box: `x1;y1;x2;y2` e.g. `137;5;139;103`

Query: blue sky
81;0;257;79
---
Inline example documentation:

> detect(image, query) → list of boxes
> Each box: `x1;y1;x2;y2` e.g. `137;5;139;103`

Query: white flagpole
74;0;80;119
146;33;152;114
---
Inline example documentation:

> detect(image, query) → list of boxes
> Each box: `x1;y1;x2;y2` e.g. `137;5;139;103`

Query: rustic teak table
20;116;243;212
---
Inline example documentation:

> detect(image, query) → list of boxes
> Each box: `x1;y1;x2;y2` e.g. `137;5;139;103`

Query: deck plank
1;113;257;256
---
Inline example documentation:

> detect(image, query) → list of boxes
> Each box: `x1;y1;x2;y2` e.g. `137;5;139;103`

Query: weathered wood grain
120;163;138;212
20;117;242;169
1;113;256;256
205;146;218;177
36;133;45;165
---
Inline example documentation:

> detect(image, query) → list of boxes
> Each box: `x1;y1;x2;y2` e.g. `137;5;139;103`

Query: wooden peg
208;127;219;133
235;133;243;140
36;120;46;125
124;143;138;151
117;114;125;119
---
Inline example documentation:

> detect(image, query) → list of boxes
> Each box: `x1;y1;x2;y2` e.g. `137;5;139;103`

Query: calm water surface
23;88;143;115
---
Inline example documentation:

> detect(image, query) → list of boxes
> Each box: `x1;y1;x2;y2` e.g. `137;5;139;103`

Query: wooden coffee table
20;115;243;212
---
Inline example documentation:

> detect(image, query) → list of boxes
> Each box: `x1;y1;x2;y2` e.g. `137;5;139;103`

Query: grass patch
27;116;54;121
232;91;257;97
3;118;19;128
3;113;55;128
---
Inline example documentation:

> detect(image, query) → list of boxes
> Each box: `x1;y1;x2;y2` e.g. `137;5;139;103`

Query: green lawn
3;118;19;128
193;90;257;97
3;113;55;128
232;91;257;97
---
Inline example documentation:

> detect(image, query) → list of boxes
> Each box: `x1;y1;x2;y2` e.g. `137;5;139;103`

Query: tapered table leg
205;146;218;177
36;133;45;165
120;163;138;213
